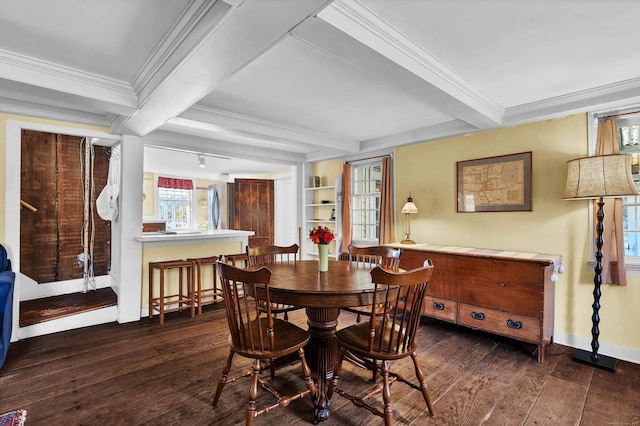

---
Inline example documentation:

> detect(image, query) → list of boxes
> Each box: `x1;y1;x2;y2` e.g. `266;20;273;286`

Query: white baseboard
553;331;640;365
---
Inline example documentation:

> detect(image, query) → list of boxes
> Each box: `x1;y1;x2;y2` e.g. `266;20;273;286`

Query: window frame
350;159;383;245
154;174;197;230
588;110;640;275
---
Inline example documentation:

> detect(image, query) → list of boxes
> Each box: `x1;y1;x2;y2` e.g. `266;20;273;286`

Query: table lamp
401;193;418;244
562;153;638;372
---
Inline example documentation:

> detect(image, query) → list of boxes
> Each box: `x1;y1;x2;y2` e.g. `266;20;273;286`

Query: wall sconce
401;193;418;244
198;154;206;168
563;153;638;372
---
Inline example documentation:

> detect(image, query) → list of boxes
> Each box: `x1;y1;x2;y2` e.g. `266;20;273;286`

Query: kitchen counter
136;229;254;248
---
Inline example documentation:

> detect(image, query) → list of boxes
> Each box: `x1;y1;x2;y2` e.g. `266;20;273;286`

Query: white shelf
306;219;336;223
305;185;335;191
305;203;335;207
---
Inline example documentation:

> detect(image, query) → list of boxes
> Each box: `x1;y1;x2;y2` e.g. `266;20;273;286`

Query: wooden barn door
233;178;274;247
20;130;111;283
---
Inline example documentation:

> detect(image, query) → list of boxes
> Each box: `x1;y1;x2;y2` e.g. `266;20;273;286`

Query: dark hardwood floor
19;288;118;327
1;305;639;425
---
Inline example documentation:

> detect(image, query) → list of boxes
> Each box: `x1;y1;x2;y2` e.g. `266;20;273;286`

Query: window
157;176;194;230
619;118;640;257
351;161;382;243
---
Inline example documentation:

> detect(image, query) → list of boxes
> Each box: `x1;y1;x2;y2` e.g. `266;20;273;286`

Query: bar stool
187;255;224;314
148;259;195;324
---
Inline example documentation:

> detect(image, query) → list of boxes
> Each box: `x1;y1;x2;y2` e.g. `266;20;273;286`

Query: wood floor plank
579;359;640;426
485;343;564;425
523;352;592;425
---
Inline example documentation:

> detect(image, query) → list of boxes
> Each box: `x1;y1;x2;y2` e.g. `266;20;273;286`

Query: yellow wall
395;113;640;353
0;113;108;244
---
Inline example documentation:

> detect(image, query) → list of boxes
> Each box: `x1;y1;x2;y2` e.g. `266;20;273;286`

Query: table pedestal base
305;307;340;423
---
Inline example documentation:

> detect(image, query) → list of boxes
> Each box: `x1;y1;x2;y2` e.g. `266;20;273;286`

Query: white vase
317;243;329;272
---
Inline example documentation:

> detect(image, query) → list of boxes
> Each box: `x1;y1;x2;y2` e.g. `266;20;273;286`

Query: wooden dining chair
212;261;316;425
247;244;302;321
344;245;402;322
328;260;435;425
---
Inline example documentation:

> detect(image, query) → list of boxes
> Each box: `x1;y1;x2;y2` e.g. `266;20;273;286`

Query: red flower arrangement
309;226;335;245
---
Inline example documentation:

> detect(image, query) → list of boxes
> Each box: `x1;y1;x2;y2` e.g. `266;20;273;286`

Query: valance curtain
157;176;193;190
378;156;396;244
594;118;627;286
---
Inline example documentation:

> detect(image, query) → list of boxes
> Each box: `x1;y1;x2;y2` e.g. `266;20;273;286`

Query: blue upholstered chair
0;244;15;369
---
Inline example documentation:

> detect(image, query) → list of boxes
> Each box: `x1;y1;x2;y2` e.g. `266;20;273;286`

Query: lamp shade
563;154;638;200
401;195;418;214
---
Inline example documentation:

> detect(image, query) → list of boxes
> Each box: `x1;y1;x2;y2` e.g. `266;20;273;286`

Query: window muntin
158;187;192;230
351;161;382;243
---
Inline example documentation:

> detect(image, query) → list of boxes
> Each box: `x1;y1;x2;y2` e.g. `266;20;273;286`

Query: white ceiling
2;0;640;179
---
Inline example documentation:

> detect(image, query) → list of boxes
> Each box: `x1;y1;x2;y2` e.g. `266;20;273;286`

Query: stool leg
189;264;195;318
148;263;154;319
159;265;165;325
196;262;202;315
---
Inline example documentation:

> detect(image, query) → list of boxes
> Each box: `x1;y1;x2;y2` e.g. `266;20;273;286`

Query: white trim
4;120;123;342
553;331;640;365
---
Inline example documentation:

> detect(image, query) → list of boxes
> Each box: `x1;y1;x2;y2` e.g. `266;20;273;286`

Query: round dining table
254;259;378;423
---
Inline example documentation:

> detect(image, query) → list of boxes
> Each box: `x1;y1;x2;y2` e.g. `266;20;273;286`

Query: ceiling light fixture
198;154;206;168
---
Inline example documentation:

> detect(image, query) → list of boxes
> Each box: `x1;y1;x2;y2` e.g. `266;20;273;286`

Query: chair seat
336;320;414;360
230;317;310;358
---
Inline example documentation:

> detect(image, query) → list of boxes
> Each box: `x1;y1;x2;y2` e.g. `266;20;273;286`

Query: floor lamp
562;153;638;372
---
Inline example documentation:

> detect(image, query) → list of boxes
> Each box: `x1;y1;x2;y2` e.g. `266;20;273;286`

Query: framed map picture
456;151;532;212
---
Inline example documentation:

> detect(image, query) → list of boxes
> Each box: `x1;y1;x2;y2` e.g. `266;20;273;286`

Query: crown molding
504;76;640;125
320;0;504;128
0;48;137;109
0;96;111;128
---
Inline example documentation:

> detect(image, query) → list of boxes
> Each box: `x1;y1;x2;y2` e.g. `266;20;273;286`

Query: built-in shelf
303;180;339;260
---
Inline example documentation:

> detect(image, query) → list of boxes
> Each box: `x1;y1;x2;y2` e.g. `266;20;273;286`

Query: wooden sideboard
387;243;563;363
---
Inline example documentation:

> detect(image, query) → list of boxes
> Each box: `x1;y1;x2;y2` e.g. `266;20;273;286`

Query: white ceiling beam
115;0;333;137
176;105;360;153
146;128;306;166
315;0;504;129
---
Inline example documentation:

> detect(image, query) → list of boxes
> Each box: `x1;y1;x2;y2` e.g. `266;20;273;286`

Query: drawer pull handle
433;302;445;311
471;311;485;321
507;319;522;329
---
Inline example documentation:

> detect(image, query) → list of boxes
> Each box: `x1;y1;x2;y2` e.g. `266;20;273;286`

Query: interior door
234;178;274;247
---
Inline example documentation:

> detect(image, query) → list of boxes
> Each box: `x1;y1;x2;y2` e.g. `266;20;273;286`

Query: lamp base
572;348;616;372
400;239;416;244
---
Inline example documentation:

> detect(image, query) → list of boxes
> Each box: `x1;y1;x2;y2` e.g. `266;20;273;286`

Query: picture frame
456;151;532;212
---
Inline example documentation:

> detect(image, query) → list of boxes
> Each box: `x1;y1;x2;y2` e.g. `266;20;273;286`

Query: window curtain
378;156;396;244
157;176;193;190
594;118;627;286
341;162;352;253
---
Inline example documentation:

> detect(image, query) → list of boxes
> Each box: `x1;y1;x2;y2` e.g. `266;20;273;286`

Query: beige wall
395;113;640;355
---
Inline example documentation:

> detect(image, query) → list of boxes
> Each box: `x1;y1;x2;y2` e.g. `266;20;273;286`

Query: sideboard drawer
456;261;545;318
458;303;541;343
422;296;457;323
